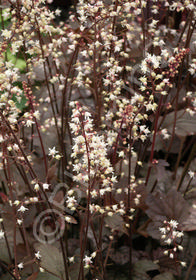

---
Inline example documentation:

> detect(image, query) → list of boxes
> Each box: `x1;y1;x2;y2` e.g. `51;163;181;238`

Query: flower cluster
159;219;184;261
70;102;116;196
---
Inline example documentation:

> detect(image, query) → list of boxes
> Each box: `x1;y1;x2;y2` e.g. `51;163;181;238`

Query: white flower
141;60;148;74
178;245;183;251
1;29;12;39
25;119;35;127
55;154;62;160
188;170;195;179
91;252;96;258
40;267;45;272
159;227;166;234
181;261;186;267
34;183;40;191
48;147;58;157
83;255;92;267
55;9;61;16
65;216;72;223
165;238;172;245
17;219;23;225
189;68;195;75
33;110;40;120
169;219;178;228
146;53;160;69
18;205;28;212
43;183;49;190
169;253;174;259
35;251;41;259
161;128;170;139
0;230;4;239
14;200;20;206
18;263;24;270
69;256;74;263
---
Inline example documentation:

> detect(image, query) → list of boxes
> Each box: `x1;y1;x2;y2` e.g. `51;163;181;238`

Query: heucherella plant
70;101;116;192
1;0;196;280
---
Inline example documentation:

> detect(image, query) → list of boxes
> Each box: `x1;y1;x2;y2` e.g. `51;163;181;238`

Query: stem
61;44;79;181
14;222;20;279
173;137;185;180
0;111;70;279
185;250;196;280
103;237;113;268
77;112;91;280
177;141;196;192
127;126;133;279
0;261;17;280
145;95;163;186
0;215;12;264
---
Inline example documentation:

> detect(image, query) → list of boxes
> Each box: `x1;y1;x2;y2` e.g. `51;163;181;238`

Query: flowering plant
0;0;196;280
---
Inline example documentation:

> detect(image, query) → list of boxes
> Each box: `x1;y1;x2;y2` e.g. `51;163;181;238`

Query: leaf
1;208;23;246
158;256;181;276
35;272;60;280
109;246;129;265
146;189;190;225
0;10;11;23
147;220;162;240
105;213;128;235
12;93;27;111
146;189;191;239
182;208;196;231
153;134;181;153
133;260;159;278
0;9;11;30
67;238;80;256
153;160;169;182
6;49;26;71
53;190;65;205
159;110;196;137
0;239;13;263
50;189;65;212
23;205;37;227
69;262;89;280
116;155;137;176
153;272;175;280
46;164;57;183
34;244;65;278
133;260;160;272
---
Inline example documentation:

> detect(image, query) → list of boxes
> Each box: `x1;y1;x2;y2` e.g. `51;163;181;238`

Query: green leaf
0;9;11;29
0;9;11;23
12;93;27;111
6;49;26;71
